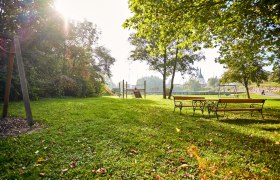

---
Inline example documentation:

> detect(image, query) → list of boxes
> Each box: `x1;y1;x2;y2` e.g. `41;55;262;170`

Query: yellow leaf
262;168;269;173
176;128;181;132
186;145;206;169
36;157;44;164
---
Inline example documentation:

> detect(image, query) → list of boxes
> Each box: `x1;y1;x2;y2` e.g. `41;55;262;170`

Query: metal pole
14;36;34;126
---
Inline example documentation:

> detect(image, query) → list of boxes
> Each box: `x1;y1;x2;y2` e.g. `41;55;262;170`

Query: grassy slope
0;95;279;179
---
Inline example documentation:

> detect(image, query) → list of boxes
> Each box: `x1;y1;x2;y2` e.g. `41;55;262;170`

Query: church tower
197;68;206;85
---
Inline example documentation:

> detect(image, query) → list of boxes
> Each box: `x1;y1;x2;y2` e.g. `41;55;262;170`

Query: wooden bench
208;99;266;120
173;96;206;115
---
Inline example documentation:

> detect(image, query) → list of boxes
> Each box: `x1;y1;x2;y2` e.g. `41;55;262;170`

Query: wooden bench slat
214;108;262;111
219;99;265;103
174;96;205;100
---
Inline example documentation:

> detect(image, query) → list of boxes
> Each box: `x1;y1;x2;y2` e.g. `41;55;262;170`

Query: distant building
196;68;206;85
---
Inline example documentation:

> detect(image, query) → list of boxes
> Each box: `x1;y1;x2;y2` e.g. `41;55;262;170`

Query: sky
54;0;225;85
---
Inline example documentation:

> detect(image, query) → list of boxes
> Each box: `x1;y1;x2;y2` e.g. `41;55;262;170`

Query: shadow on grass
1;96;279;178
219;119;280;125
262;127;280;132
105;100;280;175
266;99;280;101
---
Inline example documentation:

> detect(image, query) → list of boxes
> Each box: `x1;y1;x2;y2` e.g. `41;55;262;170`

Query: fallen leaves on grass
179;157;187;164
61;168;68;174
187;145;206;170
128;149;138;155
156;175;163;180
92;168;107;175
177;164;189;170
261;168;269;173
69;161;76;168
186;145;222;179
36;157;44;164
184;172;195;179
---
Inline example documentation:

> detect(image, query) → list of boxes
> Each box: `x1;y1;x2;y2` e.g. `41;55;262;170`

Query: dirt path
0;117;43;138
263;92;280;98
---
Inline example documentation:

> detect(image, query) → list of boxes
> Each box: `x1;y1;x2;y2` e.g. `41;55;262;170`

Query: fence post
122;80;124;99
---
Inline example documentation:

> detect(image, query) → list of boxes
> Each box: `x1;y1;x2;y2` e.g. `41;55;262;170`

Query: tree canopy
124;0;279;94
129;33;204;98
124;0;279;59
0;0;115;100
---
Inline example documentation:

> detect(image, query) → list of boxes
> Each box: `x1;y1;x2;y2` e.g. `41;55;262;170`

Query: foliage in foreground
0;95;279;179
0;1;115;100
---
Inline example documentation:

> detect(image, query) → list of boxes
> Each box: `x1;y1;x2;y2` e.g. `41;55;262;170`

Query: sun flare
54;0;86;20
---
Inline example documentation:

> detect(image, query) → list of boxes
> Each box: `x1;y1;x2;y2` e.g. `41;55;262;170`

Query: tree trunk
162;48;167;99
168;47;178;99
163;73;166;99
243;77;250;99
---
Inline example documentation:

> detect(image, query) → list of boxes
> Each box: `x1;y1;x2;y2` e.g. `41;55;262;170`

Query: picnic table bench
208;98;266;120
173;96;206;115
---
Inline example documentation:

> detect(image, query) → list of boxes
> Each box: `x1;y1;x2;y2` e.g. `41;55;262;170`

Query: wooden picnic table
173;96;206;115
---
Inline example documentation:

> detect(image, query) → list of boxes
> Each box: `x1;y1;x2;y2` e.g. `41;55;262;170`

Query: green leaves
125;0;279;71
0;1;116;99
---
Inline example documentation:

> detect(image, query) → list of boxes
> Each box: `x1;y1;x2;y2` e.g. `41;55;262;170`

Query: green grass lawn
0;95;279;179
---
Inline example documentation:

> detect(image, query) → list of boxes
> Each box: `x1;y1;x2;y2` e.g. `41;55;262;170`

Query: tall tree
167;41;204;99
124;0;279;93
129;33;203;99
128;33;171;98
93;46;116;78
207;76;219;91
269;68;280;83
124;0;279;62
218;39;268;98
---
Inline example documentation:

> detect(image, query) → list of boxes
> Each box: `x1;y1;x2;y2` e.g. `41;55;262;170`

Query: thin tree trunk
163;48;167;99
168;47;178;99
163;73;166;99
244;78;250;99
